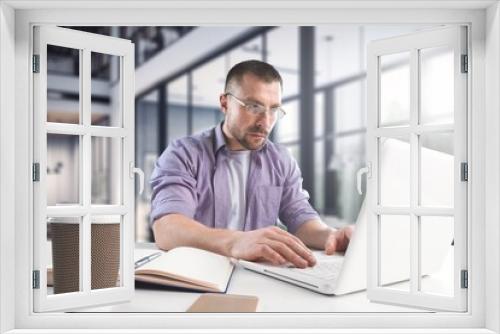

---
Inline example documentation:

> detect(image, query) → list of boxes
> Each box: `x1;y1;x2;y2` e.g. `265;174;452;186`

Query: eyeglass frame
224;92;286;119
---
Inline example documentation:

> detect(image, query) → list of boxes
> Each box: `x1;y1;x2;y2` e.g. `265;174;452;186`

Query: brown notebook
187;293;259;312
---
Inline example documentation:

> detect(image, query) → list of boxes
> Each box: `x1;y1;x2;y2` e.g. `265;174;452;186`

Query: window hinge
32;163;40;182
461;162;468;182
32;55;40;73
461;54;468;73
33;270;40;289
461;270;468;289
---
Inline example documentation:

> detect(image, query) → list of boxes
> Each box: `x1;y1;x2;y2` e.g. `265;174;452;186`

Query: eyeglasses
225;92;286;119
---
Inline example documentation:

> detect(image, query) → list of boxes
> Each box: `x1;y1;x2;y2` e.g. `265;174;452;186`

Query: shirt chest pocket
256;185;283;223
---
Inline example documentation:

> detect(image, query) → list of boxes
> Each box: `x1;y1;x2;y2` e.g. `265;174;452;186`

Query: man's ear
219;93;228;115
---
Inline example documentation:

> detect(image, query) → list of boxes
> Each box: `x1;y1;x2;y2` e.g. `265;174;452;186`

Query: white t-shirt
225;150;251;231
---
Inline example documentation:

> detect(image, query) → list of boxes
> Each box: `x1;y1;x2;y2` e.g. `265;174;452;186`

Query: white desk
76;243;443;313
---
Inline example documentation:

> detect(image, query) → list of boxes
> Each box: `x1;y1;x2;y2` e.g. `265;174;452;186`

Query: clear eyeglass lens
247;105;283;118
230;93;283;119
274;108;285;119
247;104;265;114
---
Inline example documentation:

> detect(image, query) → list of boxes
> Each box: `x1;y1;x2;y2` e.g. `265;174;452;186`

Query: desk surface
75;243;445;313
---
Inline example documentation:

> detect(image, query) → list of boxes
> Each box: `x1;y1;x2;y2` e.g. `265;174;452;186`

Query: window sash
366;26;468;311
32;26;135;312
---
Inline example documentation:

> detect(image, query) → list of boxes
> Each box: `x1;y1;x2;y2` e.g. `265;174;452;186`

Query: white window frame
0;2;498;333
32;26;136;312
366;26;468;311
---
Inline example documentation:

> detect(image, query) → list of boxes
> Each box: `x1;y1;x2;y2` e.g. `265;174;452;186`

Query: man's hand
229;226;317;268
324;225;355;255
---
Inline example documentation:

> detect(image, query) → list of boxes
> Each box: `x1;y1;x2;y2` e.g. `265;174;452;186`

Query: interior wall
9;5;494;331
485;2;500;332
0;2;16;333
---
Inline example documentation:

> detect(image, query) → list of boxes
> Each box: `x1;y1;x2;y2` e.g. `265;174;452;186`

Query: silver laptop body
238;203;368;295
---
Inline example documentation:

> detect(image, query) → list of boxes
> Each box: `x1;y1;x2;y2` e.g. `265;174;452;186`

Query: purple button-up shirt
150;123;321;234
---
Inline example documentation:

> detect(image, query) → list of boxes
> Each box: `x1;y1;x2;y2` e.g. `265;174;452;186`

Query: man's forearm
294;219;335;250
152;213;241;256
153;214;317;267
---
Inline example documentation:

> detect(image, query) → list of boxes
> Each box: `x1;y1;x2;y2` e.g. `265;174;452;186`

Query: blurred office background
46;25;436;242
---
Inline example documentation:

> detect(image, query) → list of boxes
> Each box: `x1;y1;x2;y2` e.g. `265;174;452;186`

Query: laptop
238;200;453;295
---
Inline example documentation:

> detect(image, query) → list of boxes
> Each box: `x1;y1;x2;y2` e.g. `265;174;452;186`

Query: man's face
220;73;282;151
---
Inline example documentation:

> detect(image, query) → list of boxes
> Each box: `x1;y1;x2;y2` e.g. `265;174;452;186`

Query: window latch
129;162;145;195
356;163;372;195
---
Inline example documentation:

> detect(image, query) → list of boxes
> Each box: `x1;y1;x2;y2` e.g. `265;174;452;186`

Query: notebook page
137;247;234;291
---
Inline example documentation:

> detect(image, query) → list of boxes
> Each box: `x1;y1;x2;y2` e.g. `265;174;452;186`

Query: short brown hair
224;60;283;92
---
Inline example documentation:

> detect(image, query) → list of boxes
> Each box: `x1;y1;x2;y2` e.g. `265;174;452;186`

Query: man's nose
256;110;274;129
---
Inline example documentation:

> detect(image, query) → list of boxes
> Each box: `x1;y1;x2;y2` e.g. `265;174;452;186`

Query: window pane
314;140;325;213
315;92;324;138
420;46;454;125
420;132;454;207
47;134;80;206
379;137;410;207
420;216;454;296
91;52;122;127
47;44;80;124
192;56;224;134
47;216;82;294
135;90;159;242
379;52;410;127
91;136;122;205
380;215;410;291
316;26;363;87
267;27;299;98
227;35;263;66
193;107;219;134
91;215;121;290
192;56;224;106
275;100;299;143
332;134;366;222
285;144;300;166
335;81;364;133
335;133;365;157
167;76;188;143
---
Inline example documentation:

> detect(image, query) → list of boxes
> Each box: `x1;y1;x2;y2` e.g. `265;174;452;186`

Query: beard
228;122;269;150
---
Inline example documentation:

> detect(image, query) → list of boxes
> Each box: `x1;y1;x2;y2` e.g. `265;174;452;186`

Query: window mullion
81;48;92;294
410;48;419;294
46;123;126;138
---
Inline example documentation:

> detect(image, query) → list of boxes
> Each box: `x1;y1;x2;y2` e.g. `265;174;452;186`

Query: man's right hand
229;226;316;268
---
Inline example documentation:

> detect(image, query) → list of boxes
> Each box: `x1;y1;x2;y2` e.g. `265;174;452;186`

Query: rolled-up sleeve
278;151;321;234
149;140;198;226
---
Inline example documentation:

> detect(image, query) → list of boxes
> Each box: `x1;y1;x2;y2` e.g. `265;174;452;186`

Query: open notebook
134;247;235;293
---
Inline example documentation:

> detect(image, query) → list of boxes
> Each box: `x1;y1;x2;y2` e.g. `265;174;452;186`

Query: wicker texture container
91;223;120;290
51;223;80;294
50;216;120;294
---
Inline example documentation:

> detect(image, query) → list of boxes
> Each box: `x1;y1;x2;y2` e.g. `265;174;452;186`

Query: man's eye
248;104;262;112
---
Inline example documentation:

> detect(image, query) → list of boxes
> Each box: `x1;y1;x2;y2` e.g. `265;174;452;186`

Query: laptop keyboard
288;260;343;280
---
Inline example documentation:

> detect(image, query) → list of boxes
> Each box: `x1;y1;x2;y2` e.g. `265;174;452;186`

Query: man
150;60;353;269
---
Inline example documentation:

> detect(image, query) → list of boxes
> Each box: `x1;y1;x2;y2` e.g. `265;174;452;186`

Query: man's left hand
324;225;355;255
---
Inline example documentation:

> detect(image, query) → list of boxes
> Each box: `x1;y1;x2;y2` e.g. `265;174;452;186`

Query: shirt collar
214;122;269;155
214;122;227;154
